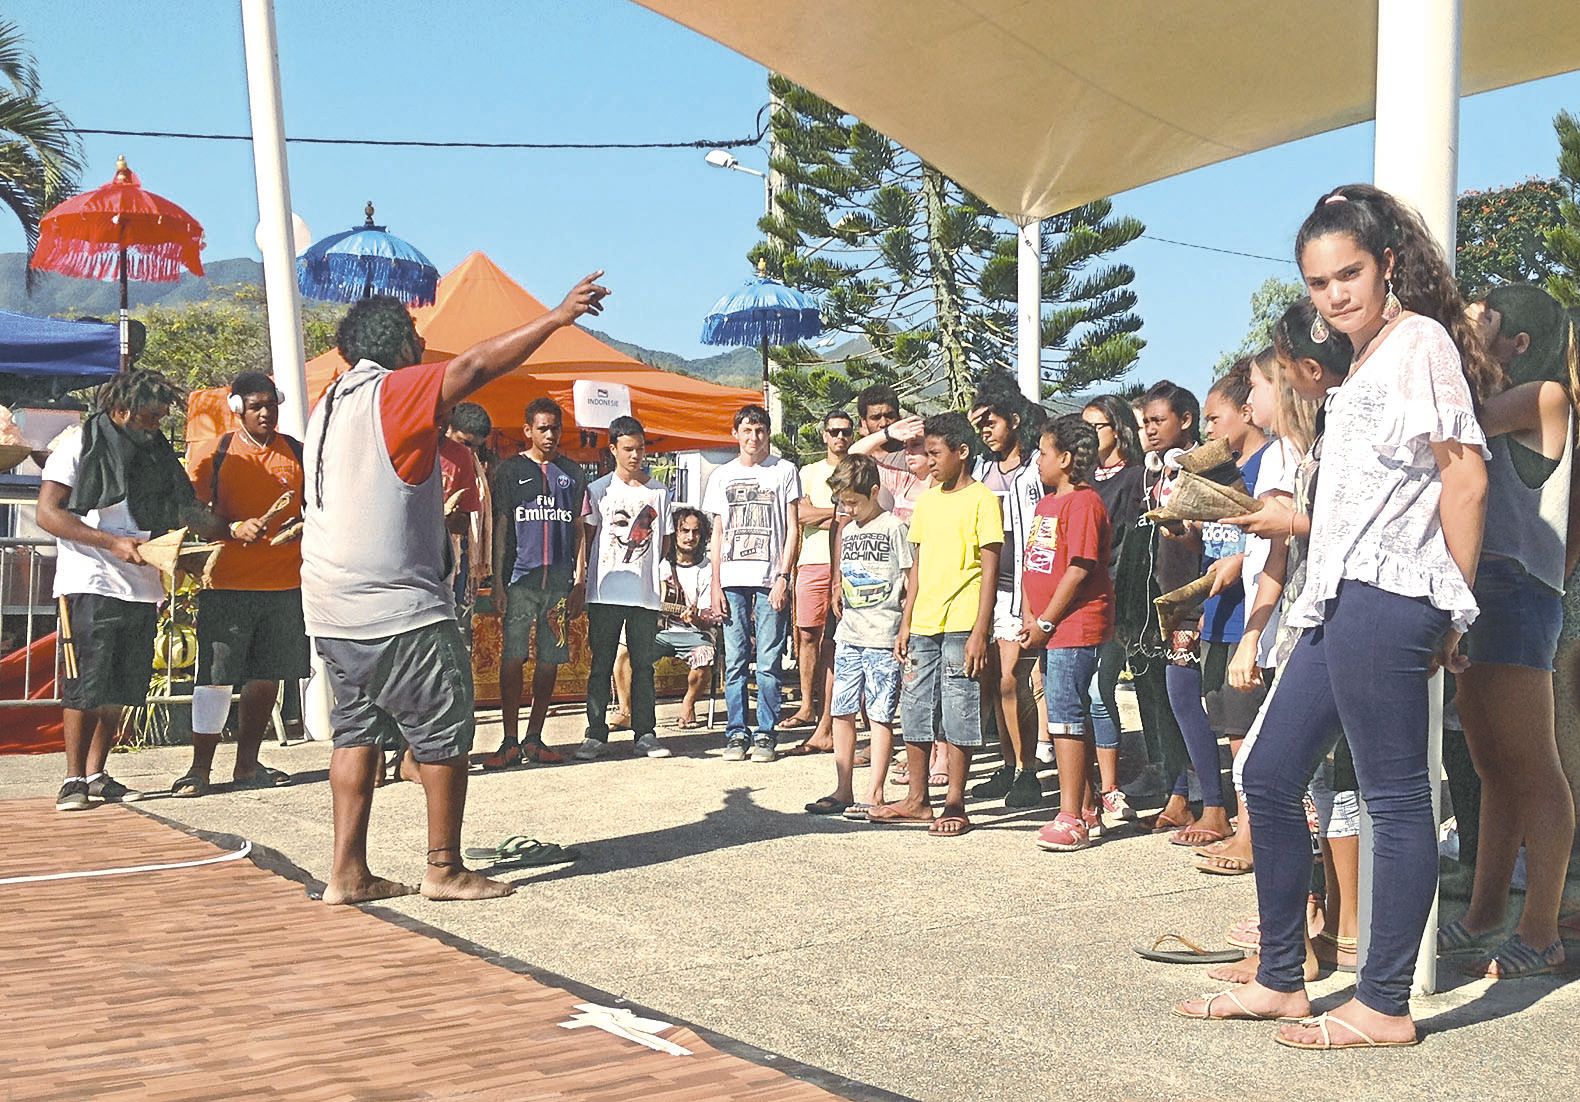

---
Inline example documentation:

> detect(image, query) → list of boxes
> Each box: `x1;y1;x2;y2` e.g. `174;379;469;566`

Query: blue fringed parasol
296;202;438;306
700;262;822;395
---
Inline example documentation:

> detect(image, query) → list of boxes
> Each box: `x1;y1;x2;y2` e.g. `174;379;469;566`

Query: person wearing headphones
172;372;307;797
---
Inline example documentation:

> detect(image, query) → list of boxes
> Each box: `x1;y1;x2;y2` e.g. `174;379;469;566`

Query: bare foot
323;875;416;906
1197;833;1252;861
868;799;934;824
1207;951;1259;984
421;864;515;901
1275;998;1417;1048
1174;980;1310;1021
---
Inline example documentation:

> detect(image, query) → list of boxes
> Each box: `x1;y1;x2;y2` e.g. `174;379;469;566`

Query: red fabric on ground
0;633;63;754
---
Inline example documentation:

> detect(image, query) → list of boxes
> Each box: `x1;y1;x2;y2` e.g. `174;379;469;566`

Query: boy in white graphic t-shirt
703;405;803;762
579;415;673;760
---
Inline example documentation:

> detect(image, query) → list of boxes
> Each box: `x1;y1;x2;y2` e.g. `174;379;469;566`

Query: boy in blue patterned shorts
870;413;1003;836
804;454;910;819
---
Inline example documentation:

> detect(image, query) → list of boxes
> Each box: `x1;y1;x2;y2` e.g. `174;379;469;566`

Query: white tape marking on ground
558;1003;693;1056
0;839;253;886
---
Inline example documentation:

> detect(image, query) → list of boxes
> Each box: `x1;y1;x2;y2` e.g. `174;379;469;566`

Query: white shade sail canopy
637;0;1580;219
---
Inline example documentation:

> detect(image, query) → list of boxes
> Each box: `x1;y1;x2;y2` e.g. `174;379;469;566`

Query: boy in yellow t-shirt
870;413;1003;836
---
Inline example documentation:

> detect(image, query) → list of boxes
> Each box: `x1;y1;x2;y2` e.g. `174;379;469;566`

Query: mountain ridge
0;252;764;387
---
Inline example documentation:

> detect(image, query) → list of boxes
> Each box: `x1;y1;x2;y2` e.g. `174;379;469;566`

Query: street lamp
704;148;771;214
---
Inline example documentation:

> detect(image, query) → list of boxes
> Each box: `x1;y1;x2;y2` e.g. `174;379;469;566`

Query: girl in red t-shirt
1019;415;1115;852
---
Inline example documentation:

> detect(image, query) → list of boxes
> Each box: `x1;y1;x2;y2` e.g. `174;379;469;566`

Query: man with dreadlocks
304;272;608;905
37;369;222;812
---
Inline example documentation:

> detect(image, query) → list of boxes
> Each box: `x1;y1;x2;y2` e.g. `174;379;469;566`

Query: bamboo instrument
57;595;78;680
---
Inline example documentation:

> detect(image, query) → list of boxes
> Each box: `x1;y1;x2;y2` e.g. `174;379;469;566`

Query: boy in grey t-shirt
805;454;910;818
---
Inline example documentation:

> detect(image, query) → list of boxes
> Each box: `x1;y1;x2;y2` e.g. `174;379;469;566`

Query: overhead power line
1140;233;1292;264
71;126;1296;264
70;126;766;151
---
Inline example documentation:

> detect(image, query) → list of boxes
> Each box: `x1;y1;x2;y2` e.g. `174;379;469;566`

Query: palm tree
0;18;82;262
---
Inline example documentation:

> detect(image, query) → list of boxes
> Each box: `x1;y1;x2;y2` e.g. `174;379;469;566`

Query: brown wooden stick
269;520;303;546
257;490;295;528
57;595;78;680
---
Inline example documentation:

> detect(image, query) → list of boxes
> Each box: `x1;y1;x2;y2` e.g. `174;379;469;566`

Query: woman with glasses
1081;395;1147;818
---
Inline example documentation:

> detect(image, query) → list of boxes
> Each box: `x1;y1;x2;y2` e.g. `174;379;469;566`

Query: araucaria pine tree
1546;109;1580;307
756;76;1144;446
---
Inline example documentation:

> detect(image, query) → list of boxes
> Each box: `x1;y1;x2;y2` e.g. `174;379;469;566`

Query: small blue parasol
296;202;439;306
701;260;822;394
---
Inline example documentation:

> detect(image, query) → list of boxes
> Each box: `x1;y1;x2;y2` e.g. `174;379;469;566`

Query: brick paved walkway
0;798;875;1102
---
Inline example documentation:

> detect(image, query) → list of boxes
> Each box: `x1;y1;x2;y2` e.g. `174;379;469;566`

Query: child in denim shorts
1017;415;1114;853
870;413;1003;837
803;454;910;819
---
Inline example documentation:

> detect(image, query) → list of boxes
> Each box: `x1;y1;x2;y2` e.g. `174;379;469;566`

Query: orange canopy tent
185;251;759;459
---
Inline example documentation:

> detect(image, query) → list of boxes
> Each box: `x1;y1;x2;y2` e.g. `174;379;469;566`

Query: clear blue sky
7;0;1580;398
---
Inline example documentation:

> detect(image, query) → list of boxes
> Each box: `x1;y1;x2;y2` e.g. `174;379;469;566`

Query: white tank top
301;360;454;639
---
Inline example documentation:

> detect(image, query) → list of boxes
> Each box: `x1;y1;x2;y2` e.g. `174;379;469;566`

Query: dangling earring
1310;312;1330;344
1382;279;1402;322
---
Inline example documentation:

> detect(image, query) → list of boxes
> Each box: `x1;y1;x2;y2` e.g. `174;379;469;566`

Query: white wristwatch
1036;618;1055;633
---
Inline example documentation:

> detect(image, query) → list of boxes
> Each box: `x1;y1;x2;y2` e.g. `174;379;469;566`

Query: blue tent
0;310;119;390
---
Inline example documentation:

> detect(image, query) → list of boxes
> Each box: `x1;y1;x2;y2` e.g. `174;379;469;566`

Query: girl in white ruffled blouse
1177;184;1500;1051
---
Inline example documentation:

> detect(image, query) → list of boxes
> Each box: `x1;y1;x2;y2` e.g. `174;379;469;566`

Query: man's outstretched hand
554;271;610;325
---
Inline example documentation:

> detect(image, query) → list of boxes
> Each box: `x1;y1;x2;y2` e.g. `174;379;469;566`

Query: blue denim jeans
722;587;789;745
1088;637;1125;750
1042;644;1101;733
1242;581;1448;1017
899;632;983;746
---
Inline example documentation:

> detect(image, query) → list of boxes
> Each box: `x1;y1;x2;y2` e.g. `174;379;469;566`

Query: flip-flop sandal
1170;827;1229;847
854;748;871;767
1194;852;1253;876
866;805;935;825
1150;813;1192;834
170;772;210;798
1460;934;1565;979
1134;933;1245;965
842;803;873;821
1173;989;1303;1022
928;813;972;837
1274;1012;1418;1050
521;742;564;765
805;795;851;815
1436;918;1500;956
775;716;816;731
475;743;524;772
927;773;949;786
480;841;580;871
465;835;548;861
781;741;833;756
676;719;704;730
230;767;292;790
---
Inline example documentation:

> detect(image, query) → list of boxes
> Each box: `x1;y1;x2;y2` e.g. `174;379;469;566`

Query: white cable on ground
0;839;253;886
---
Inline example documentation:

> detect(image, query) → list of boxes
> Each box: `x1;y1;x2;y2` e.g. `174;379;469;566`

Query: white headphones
1144;447;1186;474
229;385;286;415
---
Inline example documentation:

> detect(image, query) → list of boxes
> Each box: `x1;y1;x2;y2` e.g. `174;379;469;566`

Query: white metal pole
241;0;308;438
1362;0;1462;998
241;0;332;743
1014;217;1041;402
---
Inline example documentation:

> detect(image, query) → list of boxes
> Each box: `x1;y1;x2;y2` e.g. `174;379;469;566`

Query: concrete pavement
2;694;1577;1102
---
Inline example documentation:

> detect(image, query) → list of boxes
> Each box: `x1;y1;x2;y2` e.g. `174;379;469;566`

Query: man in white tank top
303;272;609;906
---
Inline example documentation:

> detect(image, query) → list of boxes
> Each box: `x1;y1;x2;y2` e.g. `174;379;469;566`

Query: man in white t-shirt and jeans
578;415;673;760
37;370;222;811
704;404;803;762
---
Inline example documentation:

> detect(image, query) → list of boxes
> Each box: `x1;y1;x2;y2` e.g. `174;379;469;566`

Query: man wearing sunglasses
780;410;855;747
